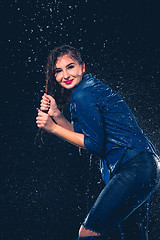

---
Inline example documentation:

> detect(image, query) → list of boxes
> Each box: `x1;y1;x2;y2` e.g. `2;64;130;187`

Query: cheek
72;67;83;77
55;73;62;82
77;68;83;77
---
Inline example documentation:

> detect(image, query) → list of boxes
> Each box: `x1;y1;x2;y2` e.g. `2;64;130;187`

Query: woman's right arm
40;93;74;132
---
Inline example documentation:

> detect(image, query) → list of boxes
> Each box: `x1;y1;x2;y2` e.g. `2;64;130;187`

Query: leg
81;152;158;238
120;200;149;240
79;224;122;240
78;225;102;239
79;225;101;237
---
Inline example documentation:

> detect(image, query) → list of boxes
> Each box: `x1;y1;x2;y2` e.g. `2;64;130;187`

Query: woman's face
54;54;85;89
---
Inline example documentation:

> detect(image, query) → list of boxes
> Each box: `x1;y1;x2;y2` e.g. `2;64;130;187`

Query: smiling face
54;55;85;90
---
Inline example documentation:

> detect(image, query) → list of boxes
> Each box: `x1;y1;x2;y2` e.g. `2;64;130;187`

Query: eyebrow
54;62;75;70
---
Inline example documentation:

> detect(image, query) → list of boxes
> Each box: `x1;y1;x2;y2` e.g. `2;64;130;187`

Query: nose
63;70;69;80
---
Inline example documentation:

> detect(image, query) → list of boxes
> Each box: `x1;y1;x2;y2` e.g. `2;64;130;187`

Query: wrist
51;123;58;135
50;109;62;119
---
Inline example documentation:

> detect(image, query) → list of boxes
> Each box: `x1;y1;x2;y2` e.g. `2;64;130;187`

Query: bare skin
79;225;101;237
36;109;85;148
40;93;74;131
54;55;85;90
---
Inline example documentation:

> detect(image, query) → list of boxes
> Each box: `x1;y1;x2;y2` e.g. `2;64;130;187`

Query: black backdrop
0;0;160;239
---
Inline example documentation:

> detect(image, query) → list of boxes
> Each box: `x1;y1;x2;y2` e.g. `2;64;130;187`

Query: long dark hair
35;45;84;144
45;44;84;108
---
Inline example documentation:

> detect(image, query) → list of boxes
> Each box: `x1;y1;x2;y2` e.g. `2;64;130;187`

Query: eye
54;69;62;74
67;65;75;69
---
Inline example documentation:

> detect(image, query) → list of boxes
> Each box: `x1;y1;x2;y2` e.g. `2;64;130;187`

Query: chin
63;85;74;90
63;83;76;89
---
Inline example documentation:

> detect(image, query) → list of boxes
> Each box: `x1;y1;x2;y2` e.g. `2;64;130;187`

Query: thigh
120;200;149;240
83;153;158;236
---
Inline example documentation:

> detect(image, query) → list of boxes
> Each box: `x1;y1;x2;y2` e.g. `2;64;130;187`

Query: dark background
0;0;160;239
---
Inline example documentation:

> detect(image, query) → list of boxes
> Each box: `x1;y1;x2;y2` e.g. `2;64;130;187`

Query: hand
40;93;60;118
36;109;57;133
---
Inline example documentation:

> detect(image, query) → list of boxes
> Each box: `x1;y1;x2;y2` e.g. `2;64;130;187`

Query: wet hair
45;45;84;108
35;45;84;145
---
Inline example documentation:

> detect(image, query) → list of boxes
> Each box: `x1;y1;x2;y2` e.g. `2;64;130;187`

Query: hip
114;151;160;191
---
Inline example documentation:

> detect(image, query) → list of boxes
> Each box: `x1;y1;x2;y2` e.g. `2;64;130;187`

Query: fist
40;93;60;118
36;110;56;133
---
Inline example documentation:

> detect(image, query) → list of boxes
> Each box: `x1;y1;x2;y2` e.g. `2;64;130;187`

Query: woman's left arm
36;109;85;148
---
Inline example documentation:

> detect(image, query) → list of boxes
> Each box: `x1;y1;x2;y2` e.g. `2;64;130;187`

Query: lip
64;79;74;85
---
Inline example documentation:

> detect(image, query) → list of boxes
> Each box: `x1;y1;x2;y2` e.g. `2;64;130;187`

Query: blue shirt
70;74;156;184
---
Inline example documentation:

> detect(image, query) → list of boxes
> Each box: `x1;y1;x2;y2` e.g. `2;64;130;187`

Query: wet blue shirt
70;74;156;184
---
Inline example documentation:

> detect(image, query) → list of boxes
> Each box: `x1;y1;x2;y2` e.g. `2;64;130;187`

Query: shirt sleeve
73;89;105;155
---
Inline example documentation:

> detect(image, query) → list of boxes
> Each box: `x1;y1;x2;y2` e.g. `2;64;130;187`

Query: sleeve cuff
84;135;103;155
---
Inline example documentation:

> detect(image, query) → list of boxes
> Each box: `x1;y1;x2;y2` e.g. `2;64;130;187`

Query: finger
45;94;55;102
36;121;43;126
36;117;42;123
44;93;50;98
37;123;42;128
44;93;55;102
40;101;50;107
36;118;45;125
38;110;48;118
41;99;50;105
40;104;50;110
36;119;41;127
42;95;50;102
36;116;41;120
38;110;45;116
40;106;49;111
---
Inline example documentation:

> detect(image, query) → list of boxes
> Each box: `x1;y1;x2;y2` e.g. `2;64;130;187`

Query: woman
36;45;160;239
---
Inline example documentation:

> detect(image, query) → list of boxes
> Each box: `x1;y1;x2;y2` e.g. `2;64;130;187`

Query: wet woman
36;45;160;240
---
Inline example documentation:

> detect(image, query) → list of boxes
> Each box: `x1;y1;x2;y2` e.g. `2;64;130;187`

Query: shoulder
72;88;93;105
72;74;98;99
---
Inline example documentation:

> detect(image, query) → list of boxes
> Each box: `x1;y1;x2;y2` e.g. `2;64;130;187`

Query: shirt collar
71;73;100;98
74;73;98;90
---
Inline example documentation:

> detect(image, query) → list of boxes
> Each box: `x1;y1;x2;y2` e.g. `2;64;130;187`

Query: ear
82;63;85;73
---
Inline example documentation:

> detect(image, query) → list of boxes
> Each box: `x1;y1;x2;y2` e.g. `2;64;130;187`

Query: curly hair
45;45;84;108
